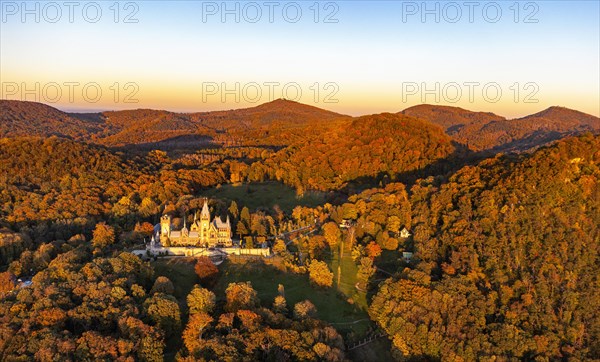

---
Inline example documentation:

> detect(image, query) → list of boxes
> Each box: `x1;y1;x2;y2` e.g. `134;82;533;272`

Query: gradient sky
1;0;599;117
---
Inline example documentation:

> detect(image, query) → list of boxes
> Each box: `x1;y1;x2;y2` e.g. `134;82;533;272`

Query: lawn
213;259;373;336
203;181;327;213
329;248;368;310
153;257;198;306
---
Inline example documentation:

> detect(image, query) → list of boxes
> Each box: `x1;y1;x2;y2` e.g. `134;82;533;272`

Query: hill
251;113;456;191
339;133;600;360
3;99;598;153
0;100;102;139
0;99;349;148
401;105;600;152
401;104;505;131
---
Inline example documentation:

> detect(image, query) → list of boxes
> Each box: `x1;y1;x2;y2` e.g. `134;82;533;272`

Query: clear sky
1;0;599;117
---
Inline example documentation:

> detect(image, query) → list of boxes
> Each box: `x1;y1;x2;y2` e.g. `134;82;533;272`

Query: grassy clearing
203;181;326;212
329;248;368;310
213;259;372;336
151;256;390;360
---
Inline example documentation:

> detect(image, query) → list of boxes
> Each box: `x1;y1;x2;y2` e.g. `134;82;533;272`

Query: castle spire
201;198;210;219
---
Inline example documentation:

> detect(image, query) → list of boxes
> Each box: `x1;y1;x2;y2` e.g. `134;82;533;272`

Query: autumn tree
92;222;115;248
365;241;382;260
323;222;341;249
308;235;328;260
240;207;251;228
144;293;181;338
293;300;317;319
357;257;376;285
273;295;288;314
308;260;333;288
0;271;16;295
228;200;239;219
150;276;174;295
225;282;259;312
187;285;216;314
182;312;213;353
236;221;248;238
194;256;218;287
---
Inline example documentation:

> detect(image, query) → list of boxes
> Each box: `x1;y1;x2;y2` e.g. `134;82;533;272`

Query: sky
1;0;599;117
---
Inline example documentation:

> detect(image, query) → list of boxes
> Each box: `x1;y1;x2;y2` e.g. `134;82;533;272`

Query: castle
159;199;232;247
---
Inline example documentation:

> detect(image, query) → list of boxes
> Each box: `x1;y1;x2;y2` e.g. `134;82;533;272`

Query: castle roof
213;216;230;229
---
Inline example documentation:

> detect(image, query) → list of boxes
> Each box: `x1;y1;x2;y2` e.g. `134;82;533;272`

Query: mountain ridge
1;99;598;152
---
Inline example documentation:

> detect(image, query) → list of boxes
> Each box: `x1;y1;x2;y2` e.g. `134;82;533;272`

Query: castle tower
200;199;211;242
201;199;210;220
160;214;171;241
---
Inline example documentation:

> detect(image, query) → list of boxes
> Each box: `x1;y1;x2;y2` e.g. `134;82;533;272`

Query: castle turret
160;214;171;239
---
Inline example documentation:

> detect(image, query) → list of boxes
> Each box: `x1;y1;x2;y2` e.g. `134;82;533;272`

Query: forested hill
0;137;231;225
401;104;600;152
0;100;102;140
365;133;600;360
0;99;349;148
251;113;457;191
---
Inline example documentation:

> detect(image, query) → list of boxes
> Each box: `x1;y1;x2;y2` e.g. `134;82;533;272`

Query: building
160;199;232;247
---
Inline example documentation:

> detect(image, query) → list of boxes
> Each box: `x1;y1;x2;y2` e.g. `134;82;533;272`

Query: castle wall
134;246;271;258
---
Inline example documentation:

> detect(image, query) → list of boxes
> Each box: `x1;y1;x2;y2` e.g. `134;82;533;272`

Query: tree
150;276;174;295
308;235;327;260
225;282;259;312
273;239;287;255
357;257;376;284
0;271;16;295
236;221;248;238
135;222;155;236
351;245;365;262
92;222;115;248
293;300;317;319
194;256;218;287
273;295;288;314
340;203;358;220
139;197;158;217
240;207;251;227
182;312;213;353
187;285;216;314
365;241;382;260
250;215;267;236
323;222;341;249
228;201;239;219
144;293;181;338
308;260;333;288
386;215;401;233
